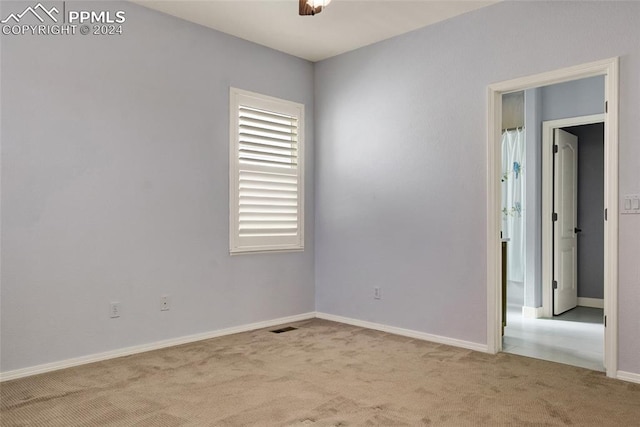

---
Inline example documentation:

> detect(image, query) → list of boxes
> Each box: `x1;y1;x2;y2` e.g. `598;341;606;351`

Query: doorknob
574;228;582;233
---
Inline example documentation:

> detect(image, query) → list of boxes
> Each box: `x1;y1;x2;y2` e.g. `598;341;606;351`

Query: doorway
502;117;605;372
486;58;619;378
543;116;606;318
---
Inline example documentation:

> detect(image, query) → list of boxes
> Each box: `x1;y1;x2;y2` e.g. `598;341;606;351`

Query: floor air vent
270;326;298;334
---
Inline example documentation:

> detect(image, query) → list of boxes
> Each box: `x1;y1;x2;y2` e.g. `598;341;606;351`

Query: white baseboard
0;312;316;382
10;310;634;384
316;312;488;353
521;306;544;319
577;297;604;309
617;370;640;384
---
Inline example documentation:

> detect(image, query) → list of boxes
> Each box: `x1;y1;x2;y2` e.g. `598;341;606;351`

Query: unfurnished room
1;1;639;425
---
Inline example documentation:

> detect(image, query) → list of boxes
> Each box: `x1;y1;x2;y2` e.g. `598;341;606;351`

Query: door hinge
553;212;558;221
604;208;608;221
553;144;559;154
553;280;558;289
604;315;607;327
605;101;608;113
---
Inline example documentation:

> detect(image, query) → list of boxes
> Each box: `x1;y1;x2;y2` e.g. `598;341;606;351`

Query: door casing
486;58;619;378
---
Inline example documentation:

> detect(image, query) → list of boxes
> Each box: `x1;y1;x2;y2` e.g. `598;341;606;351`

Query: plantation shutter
230;89;304;253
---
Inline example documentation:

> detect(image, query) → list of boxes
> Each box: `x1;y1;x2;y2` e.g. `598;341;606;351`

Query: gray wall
541;77;605;122
524;88;542;308
314;1;640;374
0;1;315;372
564;123;605;299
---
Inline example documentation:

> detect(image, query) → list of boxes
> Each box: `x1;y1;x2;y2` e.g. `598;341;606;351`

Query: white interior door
553;129;579;315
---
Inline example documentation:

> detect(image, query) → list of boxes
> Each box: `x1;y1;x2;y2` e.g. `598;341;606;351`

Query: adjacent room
2;1;639;425
501;78;607;372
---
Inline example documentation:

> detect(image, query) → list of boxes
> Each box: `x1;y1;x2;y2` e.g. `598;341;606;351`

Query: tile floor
503;283;604;372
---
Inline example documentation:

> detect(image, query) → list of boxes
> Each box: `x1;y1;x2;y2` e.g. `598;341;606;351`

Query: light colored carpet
1;318;639;426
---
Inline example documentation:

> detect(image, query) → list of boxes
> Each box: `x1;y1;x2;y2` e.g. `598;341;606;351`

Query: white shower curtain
501;128;525;283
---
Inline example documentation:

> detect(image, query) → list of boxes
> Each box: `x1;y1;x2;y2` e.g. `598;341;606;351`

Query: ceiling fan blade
299;0;322;16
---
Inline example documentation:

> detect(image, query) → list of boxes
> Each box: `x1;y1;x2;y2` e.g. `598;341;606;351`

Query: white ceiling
135;1;498;62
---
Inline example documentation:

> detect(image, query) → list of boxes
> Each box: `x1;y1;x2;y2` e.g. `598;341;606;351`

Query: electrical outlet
110;302;121;318
160;295;170;311
374;287;382;300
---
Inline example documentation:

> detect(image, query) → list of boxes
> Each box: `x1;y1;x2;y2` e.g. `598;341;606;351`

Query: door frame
486;57;619;377
542;114;605;318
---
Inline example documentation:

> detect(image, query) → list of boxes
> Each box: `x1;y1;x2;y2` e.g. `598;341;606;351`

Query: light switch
622;194;640;214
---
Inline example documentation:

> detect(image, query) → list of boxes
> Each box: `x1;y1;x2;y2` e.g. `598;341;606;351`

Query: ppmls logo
1;3;59;24
1;2;126;36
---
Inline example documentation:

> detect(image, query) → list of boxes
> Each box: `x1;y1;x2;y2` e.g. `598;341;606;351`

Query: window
229;88;304;254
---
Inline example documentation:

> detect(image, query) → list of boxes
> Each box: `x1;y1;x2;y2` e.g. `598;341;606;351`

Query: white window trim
229;88;305;254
